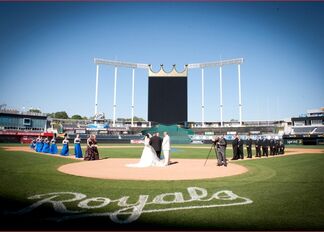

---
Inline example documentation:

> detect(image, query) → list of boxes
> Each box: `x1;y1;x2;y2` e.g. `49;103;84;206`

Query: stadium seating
292;127;316;134
314;127;324;134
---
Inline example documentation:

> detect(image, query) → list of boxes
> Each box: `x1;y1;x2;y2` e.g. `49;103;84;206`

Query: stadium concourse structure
0;110;323;144
0;110;275;144
1;105;323;145
0;107;53;143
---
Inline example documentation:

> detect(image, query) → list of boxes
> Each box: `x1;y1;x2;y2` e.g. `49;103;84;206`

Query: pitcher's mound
58;158;248;181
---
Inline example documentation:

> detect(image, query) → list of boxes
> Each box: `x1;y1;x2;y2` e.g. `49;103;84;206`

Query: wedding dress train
126;137;164;168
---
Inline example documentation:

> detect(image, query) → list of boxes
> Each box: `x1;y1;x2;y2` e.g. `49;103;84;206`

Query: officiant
150;132;162;159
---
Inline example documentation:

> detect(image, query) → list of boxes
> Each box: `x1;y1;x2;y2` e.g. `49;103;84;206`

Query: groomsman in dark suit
150;132;163;159
275;138;280;155
270;137;276;156
246;135;253;158
262;136;269;157
255;136;262;158
232;134;239;160
238;136;244;159
279;140;285;154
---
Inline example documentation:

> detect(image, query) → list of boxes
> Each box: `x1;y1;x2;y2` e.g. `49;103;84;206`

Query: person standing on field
74;134;83;158
262;136;269;157
162;132;171;166
246;135;253;158
238;136;244;159
217;135;227;167
255;136;262;158
150;132;163;159
232;134;239;160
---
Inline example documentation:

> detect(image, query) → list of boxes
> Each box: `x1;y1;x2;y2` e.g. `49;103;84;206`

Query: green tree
117;118;126;122
54;111;69;119
71;114;83;120
28;108;41;113
133;116;145;122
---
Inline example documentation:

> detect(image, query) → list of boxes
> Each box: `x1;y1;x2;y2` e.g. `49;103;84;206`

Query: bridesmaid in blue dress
74;134;83;158
35;136;42;152
30;138;36;150
50;137;58;154
60;135;69;156
40;137;44;152
42;137;50;153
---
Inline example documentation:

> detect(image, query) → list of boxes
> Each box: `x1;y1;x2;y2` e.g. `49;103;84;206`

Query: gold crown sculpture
148;64;188;77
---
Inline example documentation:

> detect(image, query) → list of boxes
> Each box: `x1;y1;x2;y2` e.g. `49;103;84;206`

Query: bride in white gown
126;134;164;168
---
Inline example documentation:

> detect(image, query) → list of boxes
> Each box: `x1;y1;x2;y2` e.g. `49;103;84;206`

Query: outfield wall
283;134;324;145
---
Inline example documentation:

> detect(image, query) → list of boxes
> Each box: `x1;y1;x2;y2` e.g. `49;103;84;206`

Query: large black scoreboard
148;68;188;124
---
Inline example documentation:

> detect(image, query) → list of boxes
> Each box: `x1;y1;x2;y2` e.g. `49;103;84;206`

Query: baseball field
0;143;323;230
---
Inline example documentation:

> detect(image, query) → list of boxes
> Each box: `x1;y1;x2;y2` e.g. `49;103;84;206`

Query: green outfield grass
0;144;323;230
285;144;324;149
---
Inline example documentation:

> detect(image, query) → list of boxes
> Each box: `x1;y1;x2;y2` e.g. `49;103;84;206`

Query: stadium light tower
201;68;205;127
219;65;223;126
94;64;100;117
113;66;118;127
94;58;149;127
188;58;244;127
238;63;242;125
94;57;243;127
131;68;135;127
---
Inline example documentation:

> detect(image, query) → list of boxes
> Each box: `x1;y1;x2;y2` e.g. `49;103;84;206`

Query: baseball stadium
1;2;324;231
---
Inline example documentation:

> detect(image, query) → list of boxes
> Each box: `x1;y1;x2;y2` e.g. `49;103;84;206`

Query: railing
0;109;47;117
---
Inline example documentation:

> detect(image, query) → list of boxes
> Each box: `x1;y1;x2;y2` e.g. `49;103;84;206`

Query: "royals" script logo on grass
15;187;253;224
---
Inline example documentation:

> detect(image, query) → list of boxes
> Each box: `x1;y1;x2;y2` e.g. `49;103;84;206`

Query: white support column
113;66;118;127
131;68;135;127
201;68;205;127
94;64;99;116
219;66;223;127
238;64;242;126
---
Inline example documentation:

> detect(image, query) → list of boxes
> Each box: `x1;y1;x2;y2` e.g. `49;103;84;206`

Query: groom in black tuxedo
150;132;163;159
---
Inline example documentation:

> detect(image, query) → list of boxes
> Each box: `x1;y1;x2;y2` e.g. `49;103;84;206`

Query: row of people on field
231;134;285;160
211;134;285;166
30;134;96;159
31;136;58;154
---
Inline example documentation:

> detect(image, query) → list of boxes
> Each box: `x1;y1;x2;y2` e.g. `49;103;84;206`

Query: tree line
28;109;145;121
28;109;87;120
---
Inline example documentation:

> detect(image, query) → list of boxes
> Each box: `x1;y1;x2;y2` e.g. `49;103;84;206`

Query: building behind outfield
0;110;47;131
0;109;51;143
283;107;324;145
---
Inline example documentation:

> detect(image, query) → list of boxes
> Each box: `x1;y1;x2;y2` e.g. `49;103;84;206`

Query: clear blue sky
0;2;323;122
